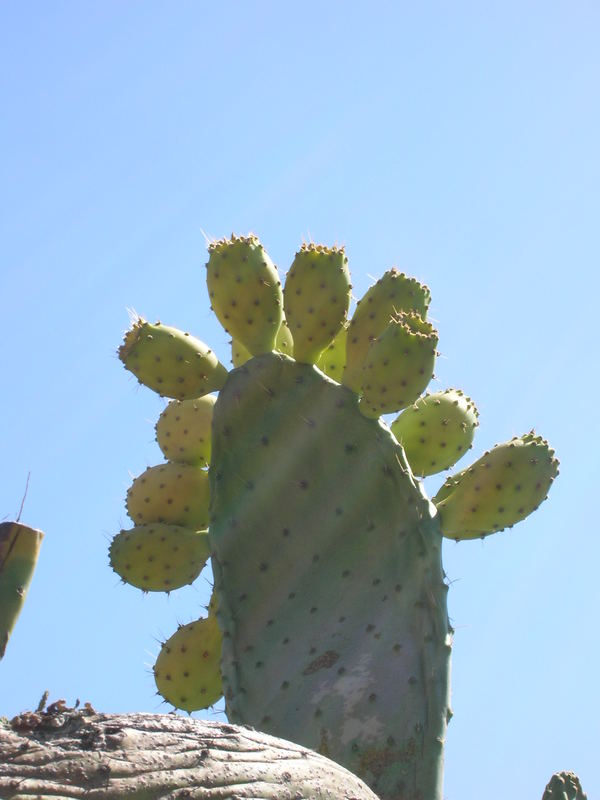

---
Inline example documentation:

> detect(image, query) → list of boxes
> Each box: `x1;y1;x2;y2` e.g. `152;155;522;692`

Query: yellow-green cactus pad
358;312;438;419
154;615;223;711
0;522;44;659
126;462;210;528
231;320;293;367
391;389;479;476
315;324;348;382
343;269;431;392
433;431;559;539
283;243;351;364
119;317;228;400
109;524;210;592
156;395;216;466
206;234;283;356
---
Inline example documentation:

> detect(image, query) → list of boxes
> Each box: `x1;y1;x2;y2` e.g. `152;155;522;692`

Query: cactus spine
391;389;479;477
155;395;216;467
115;233;563;800
118;317;227;399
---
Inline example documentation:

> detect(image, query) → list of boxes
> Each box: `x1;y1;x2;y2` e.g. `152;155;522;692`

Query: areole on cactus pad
114;232;560;800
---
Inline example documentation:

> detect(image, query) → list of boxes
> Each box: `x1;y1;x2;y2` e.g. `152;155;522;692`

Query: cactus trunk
209;353;452;800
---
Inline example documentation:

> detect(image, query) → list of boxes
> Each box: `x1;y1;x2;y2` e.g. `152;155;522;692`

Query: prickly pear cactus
114;233;561;800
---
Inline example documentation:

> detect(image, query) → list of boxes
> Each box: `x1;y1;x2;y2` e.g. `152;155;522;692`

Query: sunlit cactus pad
114;232;559;800
391;389;479;477
126;462;210;529
155;395;216;466
109;524;209;592
433;432;558;539
154;613;223;712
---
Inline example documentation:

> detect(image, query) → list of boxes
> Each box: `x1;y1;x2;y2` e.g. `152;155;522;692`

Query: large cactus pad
209;353;452;800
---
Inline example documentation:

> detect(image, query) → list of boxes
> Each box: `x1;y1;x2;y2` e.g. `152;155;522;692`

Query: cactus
542;772;587;800
390;389;479;477
433;432;558;540
154;613;223;712
0;522;43;659
126;462;210;529
155;395;216;466
109;524;210;592
343;269;431;393
114;233;570;799
357;311;439;419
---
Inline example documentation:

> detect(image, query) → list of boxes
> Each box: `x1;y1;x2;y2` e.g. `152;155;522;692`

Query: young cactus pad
209;353;451;800
155;395;216;466
119;317;227;399
206;234;283;356
391;389;479;477
0;522;44;659
116;234;559;800
343;269;431;393
109;524;210;592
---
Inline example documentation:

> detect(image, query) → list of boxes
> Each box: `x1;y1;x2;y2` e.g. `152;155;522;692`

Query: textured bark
0;708;378;799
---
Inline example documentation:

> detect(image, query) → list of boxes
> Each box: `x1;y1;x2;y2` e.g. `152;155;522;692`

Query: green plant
0;522;44;660
114;234;564;799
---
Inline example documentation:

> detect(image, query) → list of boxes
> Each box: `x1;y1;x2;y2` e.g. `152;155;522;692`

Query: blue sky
1;3;598;798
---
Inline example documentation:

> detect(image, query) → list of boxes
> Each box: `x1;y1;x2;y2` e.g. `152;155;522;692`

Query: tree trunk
0;707;378;799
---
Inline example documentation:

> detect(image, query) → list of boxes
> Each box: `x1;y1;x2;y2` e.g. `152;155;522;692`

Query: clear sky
1;3;598;798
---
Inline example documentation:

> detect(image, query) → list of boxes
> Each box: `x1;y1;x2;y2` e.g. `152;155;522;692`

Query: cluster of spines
109;524;210;592
343;268;431;393
358;311;439;418
283;242;351;364
118;316;227;400
155;395;216;466
153;601;223;712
